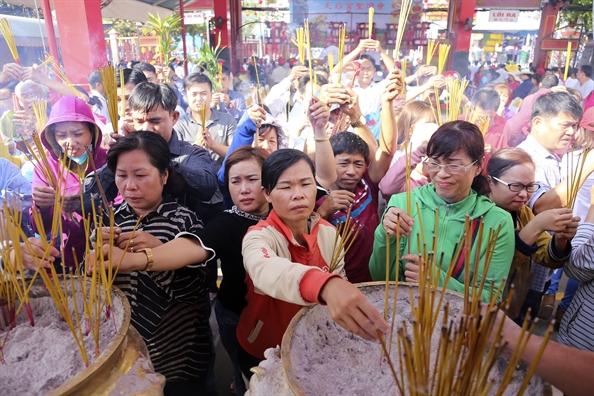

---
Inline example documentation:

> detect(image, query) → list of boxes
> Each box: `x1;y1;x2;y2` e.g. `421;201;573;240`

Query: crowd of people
1;36;594;396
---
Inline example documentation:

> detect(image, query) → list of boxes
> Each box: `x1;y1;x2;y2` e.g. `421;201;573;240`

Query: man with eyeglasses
517;91;590;321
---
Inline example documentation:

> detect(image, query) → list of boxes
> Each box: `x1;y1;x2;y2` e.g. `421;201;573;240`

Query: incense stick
393;0;412;60
0;19;19;63
98;64;119;129
438;44;451;75
564;41;572;81
337;24;346;85
426;40;438;65
368;7;374;38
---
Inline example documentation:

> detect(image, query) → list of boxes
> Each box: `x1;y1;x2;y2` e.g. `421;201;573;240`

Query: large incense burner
0;278;165;395
247;283;547;396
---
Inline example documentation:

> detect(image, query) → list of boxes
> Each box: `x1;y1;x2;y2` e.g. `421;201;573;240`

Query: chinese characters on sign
322;2;387;12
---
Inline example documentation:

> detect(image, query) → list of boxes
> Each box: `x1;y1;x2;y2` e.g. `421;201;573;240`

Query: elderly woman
30;95;106;271
370;121;515;303
93;132;209;395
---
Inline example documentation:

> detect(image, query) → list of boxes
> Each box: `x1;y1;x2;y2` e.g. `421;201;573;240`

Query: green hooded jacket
369;184;514;303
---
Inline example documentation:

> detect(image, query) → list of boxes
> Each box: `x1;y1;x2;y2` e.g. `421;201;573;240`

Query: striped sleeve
565;223;594;282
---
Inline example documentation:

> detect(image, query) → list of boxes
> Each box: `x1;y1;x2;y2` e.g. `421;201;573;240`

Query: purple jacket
30;96;107;269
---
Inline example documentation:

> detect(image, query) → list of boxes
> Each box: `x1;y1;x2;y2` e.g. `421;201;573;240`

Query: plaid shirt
518;135;562;292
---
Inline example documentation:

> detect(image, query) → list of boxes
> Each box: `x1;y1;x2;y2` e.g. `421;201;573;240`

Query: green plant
189;34;226;91
146;13;181;65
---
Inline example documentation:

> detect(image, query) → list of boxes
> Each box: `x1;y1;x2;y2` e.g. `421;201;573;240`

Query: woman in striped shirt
94;132;210;395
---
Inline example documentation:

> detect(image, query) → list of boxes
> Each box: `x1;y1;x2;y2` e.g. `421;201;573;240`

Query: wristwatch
137;248;154;272
350;115;366;128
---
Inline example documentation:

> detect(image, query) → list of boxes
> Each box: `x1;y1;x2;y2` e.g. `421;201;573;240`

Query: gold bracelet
314;136;330;142
137;248;154;272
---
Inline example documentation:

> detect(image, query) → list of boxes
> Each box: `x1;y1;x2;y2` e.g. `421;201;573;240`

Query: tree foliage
189;34;226;91
146;13;181;65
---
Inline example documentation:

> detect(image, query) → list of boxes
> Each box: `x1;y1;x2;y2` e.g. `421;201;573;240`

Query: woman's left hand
116;230;163;252
402;253;420;282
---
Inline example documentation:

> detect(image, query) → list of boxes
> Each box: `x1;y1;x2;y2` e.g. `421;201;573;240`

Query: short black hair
330;132;370;164
471;89;500;112
531;73;543;84
580;64;593;78
426;121;484;165
297;74;329;95
262;149;315;192
531;91;583;122
221;66;231;77
541;74;559;89
88;70;101;87
360;54;376;66
128;82;178;113
184;72;212;91
107;132;184;197
115;68;148;88
133;62;157;74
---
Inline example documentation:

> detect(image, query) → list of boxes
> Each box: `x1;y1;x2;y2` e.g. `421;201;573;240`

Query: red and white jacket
238;209;346;359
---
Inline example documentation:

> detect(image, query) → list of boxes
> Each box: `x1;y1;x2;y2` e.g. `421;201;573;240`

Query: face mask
69;151;89;165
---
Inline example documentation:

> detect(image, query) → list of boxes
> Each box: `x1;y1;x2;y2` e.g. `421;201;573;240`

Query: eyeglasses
423;159;477;175
491;176;540;193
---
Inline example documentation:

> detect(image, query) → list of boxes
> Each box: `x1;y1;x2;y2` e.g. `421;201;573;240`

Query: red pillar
449;0;476;78
213;0;231;48
534;3;559;69
52;0;107;85
40;0;60;65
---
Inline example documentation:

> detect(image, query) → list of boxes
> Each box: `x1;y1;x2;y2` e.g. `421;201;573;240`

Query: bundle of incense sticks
31;100;48;132
296;27;305;65
426;40;438;65
564;41;572;81
1;19;19;63
337;24;346;85
444;77;469;122
465;106;490;136
567;149;591;209
368;7;374;38
328;206;360;273
252;56;263;105
377;207;552;395
393;0;412;60
119;68;126;120
438;44;451;75
98;65;119;129
304;19;315;94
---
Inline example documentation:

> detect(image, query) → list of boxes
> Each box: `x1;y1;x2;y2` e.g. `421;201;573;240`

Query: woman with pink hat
30;95;107;271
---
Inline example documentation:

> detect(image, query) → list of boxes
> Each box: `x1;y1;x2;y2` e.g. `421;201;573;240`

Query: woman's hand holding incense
33;185;56;209
247;105;266;127
10;237;59;270
316;190;355;219
86;244;146;274
339;88;362;120
1;62;23;82
116;230;163;252
318;84;350;105
382;69;403;103
383;207;414;237
12;110;36;129
307;97;330;133
320;277;391;342
554;215;580;242
402;254;420;282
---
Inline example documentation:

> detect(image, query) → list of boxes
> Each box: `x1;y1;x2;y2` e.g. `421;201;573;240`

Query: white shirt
565;77;579;90
90;90;110;121
352;78;388;117
271;66;289;85
577;78;594;103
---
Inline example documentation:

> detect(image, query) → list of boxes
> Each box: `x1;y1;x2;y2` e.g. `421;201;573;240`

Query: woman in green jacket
370;121;514;303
